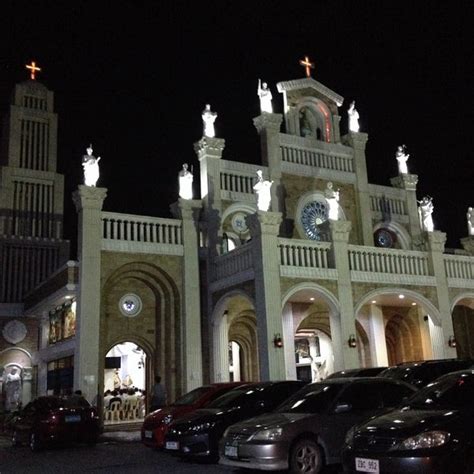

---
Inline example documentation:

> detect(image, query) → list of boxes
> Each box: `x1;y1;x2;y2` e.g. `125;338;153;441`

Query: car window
277;384;341;414
206;386;262;409
264;383;305;408
379;382;416;407
336;383;383;411
173;386;212;406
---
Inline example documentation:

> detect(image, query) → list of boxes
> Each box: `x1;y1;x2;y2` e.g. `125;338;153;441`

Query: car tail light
41;413;60;424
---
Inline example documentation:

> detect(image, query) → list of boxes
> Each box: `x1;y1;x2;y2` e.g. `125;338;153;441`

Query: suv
379;359;474;388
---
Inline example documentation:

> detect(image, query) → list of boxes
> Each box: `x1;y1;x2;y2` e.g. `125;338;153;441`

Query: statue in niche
395;145;410;175
4;367;22;412
325;182;340;220
299;107;313;138
253;169;273;212
82;145;101;187
113;369;121;390
202;104;217;138
467;207;474;236
348;101;360;133
257;79;273;113
418;196;434;232
178;163;193;200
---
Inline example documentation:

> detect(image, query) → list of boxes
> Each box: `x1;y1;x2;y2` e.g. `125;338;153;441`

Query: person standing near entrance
150;375;167;412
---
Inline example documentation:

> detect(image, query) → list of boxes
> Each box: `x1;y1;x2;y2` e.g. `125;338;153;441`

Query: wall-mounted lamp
273;333;283;348
348;334;357;348
448;335;457;348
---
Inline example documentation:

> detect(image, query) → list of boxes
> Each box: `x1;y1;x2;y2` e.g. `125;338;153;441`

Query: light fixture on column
273;333;283;348
347;334;357;348
448;335;457;348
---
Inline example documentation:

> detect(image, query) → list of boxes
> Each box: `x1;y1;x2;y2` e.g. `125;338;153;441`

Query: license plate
355;457;379;473
144;430;153;439
65;415;81;423
225;445;238;458
166;441;179;450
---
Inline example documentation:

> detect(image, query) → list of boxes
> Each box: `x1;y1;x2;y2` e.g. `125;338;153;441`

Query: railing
348;245;429;276
102;212;182;245
220;172;255;195
279;135;354;173
370;195;407;216
279;239;332;268
213;243;253;281
444;255;474;280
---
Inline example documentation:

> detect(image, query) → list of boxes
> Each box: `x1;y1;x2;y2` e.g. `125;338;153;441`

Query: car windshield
276;383;341;414
407;373;474;409
173;386;211;406
205;387;262;409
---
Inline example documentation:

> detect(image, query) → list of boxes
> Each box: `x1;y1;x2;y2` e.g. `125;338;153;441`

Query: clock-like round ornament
119;294;142;317
231;212;248;234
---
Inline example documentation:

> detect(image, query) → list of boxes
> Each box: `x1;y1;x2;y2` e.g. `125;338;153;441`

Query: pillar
368;304;388;366
282;303;297;380
427;231;457;358
343;132;373;246
329;220;359;370
171;199;204;391
72;185;107;402
253;113;283;213
247;211;285;380
212;312;229;382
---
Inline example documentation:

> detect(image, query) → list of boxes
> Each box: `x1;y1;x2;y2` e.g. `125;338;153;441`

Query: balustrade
444;255;474;280
213;243;253;281
278;239;332;268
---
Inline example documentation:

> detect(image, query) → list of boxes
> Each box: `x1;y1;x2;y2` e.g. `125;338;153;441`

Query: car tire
11;430;20;447
29;432;42;452
289;438;323;474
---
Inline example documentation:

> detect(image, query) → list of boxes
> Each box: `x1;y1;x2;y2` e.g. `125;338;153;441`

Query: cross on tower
26;61;41;80
299;56;315;78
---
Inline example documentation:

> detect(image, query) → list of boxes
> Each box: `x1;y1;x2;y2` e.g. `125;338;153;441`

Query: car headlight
345;427;356;446
252;427;283;441
397;431;450;450
190;421;215;433
163;414;173;425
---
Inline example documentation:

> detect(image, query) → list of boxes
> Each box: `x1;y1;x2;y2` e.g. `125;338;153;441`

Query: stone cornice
246;211;282;237
253;113;283;134
390;174;418;191
72;185;107;212
277;78;344;106
329;220;352;242
427;231;447;252
194;137;226;160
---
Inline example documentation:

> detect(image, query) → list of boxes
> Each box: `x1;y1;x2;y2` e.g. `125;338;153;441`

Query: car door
322;381;383;461
13;401;37;442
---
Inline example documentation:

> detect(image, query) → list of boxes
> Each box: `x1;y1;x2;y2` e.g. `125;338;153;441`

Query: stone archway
451;294;474;358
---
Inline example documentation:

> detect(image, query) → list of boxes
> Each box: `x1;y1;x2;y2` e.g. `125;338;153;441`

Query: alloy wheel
290;439;322;474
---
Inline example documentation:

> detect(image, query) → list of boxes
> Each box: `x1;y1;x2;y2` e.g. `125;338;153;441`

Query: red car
10;396;100;451
141;382;246;448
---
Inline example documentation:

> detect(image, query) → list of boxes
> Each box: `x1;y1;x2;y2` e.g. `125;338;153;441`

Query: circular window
374;228;396;248
301;201;329;240
119;294;142;317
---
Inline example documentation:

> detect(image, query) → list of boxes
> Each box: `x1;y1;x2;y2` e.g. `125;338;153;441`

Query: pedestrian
150;375;167;412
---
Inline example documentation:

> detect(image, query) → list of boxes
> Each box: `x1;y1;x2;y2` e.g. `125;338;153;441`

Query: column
368;303;389;366
212;312;229;382
427;231;457;358
174;199;204;391
329;220;359;370
253;113;283;213
247;211;285;380
72;185;107;402
343;132;373;246
282;303;297;380
391;174;421;247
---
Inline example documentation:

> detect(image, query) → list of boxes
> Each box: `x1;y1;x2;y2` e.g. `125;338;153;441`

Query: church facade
1;72;473;412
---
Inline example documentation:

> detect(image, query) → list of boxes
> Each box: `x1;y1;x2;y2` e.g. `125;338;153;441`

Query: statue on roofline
347;100;360;133
257;79;273;114
467;207;474;236
253;169;273;211
396;144;410;175
82;145;101;187
178;163;193;200
418;196;434;232
325;182;340;221
202;104;217;138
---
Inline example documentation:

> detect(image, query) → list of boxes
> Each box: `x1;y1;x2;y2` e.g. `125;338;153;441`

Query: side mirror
334;403;352;414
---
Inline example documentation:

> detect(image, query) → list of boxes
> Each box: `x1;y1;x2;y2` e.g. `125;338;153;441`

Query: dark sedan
219;378;416;472
164;381;305;461
326;367;387;379
342;370;474;473
10;395;100;451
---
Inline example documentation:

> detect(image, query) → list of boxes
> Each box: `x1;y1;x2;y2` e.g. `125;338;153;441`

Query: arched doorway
452;295;474;358
103;342;147;425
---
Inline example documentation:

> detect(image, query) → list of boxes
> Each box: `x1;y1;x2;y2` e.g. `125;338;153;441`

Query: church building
1;63;473;421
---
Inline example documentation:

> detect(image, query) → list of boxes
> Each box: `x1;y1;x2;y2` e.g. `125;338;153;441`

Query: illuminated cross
299;56;315;78
26;61;42;80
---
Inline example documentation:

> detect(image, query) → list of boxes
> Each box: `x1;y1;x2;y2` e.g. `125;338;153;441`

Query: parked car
10;396;100;451
326;367;387;379
141;382;246;448
342;370;474;473
379;358;474;388
219;377;417;473
164;381;305;461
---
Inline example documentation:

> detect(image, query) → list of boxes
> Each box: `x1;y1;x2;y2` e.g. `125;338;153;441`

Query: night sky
1;1;472;253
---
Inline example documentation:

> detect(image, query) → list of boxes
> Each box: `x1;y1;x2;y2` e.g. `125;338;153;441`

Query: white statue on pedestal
178;163;193;200
202;104;217;138
253;169;273;212
467;207;474;236
82;145;101;187
418;196;434;232
325;182;340;220
396;144;409;175
5;367;22;412
257;79;273;114
348;101;360;133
